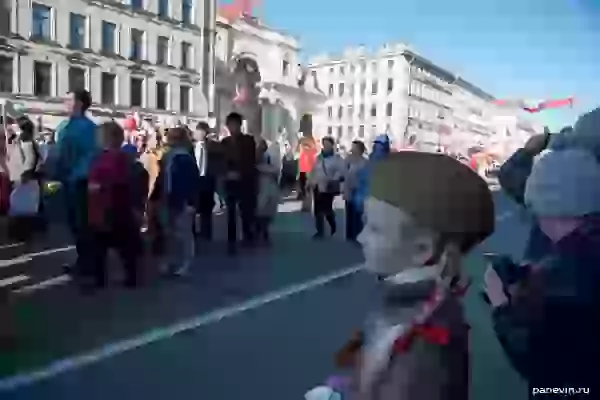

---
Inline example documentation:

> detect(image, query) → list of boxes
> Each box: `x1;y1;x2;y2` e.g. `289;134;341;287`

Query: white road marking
14;274;71;295
0;256;33;268
0;264;363;391
0;242;25;250
0;275;29;287
0;246;74;269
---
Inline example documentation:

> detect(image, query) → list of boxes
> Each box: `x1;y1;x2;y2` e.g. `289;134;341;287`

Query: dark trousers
65;180;89;267
87;222;142;287
313;188;336;235
196;176;216;240
298;172;307;199
225;179;257;245
345;200;364;241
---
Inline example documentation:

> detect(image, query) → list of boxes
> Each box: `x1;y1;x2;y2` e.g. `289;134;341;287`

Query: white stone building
0;0;215;128
308;43;535;157
213;13;325;146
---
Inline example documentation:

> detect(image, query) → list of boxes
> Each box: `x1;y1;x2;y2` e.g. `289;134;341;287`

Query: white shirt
194;141;207;176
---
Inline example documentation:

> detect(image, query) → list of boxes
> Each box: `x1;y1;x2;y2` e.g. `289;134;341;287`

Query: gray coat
7;140;38;183
348;296;470;400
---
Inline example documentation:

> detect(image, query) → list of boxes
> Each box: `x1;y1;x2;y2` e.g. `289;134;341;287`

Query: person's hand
523;133;549;155
484;265;510;307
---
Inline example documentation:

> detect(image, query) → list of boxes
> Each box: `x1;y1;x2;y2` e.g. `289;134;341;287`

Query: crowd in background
0;89;399;295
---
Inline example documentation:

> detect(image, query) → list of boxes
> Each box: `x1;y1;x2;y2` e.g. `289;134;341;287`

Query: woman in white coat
255;139;281;243
308;136;346;238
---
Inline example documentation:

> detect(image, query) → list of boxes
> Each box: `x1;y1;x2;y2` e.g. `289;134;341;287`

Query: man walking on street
47;90;97;278
194;122;221;241
221;112;258;254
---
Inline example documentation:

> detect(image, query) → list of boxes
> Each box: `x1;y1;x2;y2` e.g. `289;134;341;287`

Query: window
182;0;193;24
339;66;344;75
337;106;343;119
358;125;365;138
158;0;169;17
327;126;332;135
68;67;86;92
101;21;116;54
371;125;377;135
370;104;376;117
387;78;393;93
69;13;86;49
130;77;144;107
349;84;354;96
0;56;13;93
156;82;168;110
180;85;191;112
328;84;334;96
130;29;144;60
181;42;192;69
358;104;364;118
386;102;392;117
0;0;10;36
282;59;289;76
348;126;353;136
101;72;116;104
350;65;355;73
371;61;377;71
371;80;378;95
359;60;366;72
329;67;334;74
388;59;394;69
33;61;52;97
131;0;143;10
31;3;51;39
337;126;342;140
327;106;332;118
360;81;366;94
338;82;344;96
348;105;353;117
157;36;169;65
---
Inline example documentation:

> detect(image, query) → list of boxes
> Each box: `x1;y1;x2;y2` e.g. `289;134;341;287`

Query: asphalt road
0;193;530;400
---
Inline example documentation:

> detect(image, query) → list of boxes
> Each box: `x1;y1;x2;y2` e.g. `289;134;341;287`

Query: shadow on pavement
0;206;364;378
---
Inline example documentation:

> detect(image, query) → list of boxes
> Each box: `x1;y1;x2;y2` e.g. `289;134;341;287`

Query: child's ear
335;330;364;368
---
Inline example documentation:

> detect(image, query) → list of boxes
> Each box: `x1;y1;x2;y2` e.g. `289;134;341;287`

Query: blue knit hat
525;149;600;217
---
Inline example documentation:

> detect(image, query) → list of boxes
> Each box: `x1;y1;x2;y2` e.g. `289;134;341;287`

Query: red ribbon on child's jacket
392;279;471;354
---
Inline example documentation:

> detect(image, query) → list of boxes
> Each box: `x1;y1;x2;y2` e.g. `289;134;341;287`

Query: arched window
282;53;290;77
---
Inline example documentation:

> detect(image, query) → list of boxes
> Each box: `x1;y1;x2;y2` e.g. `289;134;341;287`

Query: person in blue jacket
350;134;392;234
46;90;97;275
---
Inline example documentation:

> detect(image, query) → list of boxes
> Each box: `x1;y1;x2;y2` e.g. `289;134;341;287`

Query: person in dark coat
488;148;600;395
220;112;258;254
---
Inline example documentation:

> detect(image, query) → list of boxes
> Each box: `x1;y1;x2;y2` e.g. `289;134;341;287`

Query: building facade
213;13;325;146
308;43;536;157
0;0;215;128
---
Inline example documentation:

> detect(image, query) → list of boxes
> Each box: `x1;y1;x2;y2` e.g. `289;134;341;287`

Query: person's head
196;121;211;141
97;121;125;150
166;127;189;147
321;136;335;154
65;89;92;117
16;116;35;142
358;152;494;278
350;140;366;157
225;112;243;136
371;134;391;160
525;148;600;243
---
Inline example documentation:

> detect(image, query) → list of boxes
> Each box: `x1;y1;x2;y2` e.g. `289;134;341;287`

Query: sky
251;0;600;130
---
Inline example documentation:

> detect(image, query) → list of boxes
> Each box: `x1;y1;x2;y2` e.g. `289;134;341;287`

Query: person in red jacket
85;122;143;290
298;136;317;200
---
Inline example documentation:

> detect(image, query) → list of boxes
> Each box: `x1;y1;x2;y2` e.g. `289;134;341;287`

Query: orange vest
299;148;317;173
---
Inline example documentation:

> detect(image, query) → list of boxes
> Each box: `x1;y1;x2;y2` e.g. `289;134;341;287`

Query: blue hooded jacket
352;134;391;210
49;115;98;183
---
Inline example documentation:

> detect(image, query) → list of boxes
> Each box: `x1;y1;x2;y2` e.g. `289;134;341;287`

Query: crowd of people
0;89;395;294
